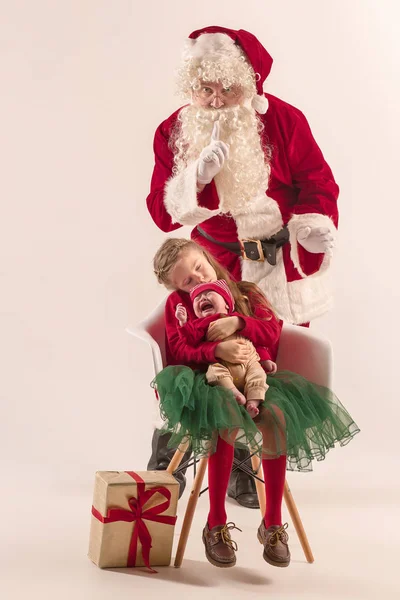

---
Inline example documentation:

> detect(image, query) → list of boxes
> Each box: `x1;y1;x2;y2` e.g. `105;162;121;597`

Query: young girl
176;279;275;418
152;238;359;569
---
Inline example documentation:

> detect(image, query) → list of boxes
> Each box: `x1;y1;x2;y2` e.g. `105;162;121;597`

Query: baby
175;280;276;418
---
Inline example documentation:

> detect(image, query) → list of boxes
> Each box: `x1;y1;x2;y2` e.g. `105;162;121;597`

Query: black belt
196;225;289;266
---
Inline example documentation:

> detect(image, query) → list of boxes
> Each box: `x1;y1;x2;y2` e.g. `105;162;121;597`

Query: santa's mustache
182;104;258;140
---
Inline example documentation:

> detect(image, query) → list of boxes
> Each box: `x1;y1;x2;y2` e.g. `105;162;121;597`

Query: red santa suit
147;27;339;325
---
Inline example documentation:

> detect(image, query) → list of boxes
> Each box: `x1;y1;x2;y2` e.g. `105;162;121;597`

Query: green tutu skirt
152;366;360;472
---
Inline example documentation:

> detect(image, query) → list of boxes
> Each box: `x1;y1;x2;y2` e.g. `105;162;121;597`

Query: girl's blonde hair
153;238;276;319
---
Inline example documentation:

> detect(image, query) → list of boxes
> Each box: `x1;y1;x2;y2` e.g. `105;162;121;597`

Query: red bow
92;471;177;572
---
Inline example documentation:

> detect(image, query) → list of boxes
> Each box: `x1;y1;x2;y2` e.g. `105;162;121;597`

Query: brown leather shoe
202;522;241;568
257;522;290;567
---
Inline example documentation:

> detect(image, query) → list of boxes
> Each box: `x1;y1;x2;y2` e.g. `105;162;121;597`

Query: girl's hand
215;339;252;364
207;316;243;341
175;303;187;326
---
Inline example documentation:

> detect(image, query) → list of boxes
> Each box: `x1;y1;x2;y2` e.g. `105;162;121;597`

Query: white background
1;1;399;598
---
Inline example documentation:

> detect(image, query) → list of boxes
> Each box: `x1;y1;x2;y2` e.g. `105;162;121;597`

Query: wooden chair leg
283;479;314;563
250;451;266;519
166;440;190;475
174;457;208;568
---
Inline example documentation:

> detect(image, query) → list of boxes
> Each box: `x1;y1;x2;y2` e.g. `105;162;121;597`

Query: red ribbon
91;471;177;573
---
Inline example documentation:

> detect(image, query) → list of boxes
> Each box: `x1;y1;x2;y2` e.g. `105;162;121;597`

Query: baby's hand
261;359;277;374
175;303;188;326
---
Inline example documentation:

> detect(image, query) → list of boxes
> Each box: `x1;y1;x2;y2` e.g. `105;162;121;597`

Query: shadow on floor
109;559;272;586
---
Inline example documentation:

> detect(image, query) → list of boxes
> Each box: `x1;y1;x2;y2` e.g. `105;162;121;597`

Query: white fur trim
286;273;334;324
251;94;269;114
241;250;334;324
184;33;240;61
241;247;289;315
232;193;283;238
287;213;337;278
164;160;221;226
237;207;336;323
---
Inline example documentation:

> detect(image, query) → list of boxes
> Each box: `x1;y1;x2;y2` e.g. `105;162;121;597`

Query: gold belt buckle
240;239;265;262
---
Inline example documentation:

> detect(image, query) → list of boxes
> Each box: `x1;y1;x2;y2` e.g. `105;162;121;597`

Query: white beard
172;104;270;216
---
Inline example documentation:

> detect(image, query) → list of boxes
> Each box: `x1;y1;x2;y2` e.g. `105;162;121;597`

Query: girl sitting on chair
152;237;359;569
176;278;276;418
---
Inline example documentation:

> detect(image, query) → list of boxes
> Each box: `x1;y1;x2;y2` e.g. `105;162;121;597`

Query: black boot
227;447;260;509
147;429;192;499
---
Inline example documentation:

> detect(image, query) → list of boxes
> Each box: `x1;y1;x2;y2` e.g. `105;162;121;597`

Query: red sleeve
146;120;182;233
287;110;339;226
178;320;207;346
165;294;218;365
238;302;282;362
146;114;221;232
257;348;272;361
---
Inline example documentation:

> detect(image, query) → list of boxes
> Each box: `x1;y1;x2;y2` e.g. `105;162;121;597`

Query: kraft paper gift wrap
88;470;179;570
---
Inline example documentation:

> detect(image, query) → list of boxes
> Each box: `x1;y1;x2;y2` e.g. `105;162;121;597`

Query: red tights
207;437;234;529
207;436;286;529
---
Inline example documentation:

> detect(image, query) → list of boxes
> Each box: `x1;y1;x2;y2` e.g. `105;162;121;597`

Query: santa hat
190;280;235;313
188;26;272;114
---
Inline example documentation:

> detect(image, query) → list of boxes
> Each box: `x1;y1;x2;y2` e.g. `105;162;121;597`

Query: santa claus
146;26;338;509
147;25;338;325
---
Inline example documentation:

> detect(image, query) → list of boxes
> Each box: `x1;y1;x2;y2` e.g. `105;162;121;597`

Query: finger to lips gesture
197;121;230;184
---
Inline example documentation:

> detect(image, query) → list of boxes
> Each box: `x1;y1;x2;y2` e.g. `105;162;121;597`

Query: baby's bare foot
246;400;260;418
231;387;246;406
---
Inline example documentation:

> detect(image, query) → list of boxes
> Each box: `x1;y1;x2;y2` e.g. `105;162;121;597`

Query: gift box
88;470;179;570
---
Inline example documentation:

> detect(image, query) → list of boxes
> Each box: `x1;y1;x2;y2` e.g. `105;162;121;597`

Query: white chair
127;297;333;567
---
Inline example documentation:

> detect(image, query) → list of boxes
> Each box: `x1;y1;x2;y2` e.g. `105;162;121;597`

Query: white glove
297;226;335;256
197;121;229;185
